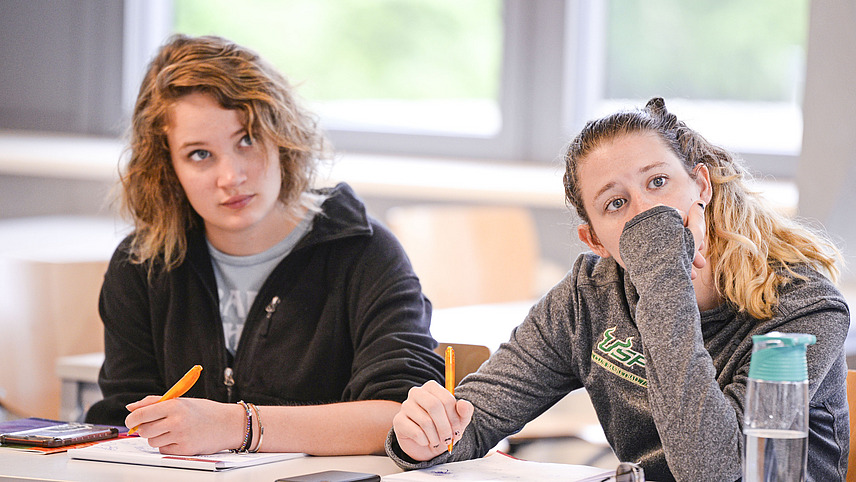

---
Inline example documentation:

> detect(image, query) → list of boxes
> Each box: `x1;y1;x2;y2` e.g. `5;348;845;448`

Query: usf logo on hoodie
591;327;648;388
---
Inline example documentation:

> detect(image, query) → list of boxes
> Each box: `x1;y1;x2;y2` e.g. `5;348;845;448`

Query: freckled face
576;132;711;268
166;92;285;251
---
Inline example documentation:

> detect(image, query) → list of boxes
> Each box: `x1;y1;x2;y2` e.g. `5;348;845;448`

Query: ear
693;163;713;205
577;224;611;258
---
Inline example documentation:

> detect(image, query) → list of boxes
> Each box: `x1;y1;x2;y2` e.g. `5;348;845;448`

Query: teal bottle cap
748;332;816;382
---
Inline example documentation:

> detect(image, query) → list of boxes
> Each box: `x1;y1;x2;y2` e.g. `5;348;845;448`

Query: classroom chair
385;205;540;309
434;342;491;385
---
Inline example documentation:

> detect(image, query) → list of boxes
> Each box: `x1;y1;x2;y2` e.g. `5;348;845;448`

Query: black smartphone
0;422;119;448
275;470;381;482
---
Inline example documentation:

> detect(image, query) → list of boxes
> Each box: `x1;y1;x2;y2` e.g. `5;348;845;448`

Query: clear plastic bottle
743;332;815;482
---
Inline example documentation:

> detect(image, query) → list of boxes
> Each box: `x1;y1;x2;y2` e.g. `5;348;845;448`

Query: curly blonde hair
563;97;841;320
120;34;329;272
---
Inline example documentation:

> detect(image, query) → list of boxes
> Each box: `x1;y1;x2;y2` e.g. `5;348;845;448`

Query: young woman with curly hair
85;34;444;457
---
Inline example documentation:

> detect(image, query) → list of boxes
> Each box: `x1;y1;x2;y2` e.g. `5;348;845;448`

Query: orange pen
128;364;203;435
444;346;455;453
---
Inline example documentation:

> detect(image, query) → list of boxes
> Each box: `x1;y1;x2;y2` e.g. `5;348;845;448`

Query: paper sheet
383;452;608;481
68;436;304;471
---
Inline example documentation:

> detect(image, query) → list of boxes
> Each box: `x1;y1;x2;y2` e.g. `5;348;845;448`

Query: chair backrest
386;205;539;309
847;369;856;481
434;342;491;385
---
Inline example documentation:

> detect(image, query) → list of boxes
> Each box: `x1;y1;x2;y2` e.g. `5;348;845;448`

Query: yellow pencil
128;364;203;435
444;346;455;453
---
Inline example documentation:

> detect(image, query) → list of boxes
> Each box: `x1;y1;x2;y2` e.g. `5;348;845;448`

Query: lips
221;194;254;209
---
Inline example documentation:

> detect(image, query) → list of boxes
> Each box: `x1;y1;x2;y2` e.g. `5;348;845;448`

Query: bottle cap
748;332;816;382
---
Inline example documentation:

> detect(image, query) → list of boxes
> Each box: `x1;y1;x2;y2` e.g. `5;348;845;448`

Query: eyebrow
176;127;247;151
591;161;671;203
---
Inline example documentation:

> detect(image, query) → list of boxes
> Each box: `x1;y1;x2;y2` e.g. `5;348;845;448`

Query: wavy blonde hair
563;97;841;320
120;34;329;272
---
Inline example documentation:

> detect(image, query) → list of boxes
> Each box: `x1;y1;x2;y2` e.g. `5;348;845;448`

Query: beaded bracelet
233;400;253;453
248;403;264;453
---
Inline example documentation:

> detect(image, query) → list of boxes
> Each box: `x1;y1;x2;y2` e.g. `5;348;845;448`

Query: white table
56;353;105;422
0;449;402;482
430;301;532;352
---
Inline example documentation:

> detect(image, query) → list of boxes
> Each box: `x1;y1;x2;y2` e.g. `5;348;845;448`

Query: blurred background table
0;216;127;420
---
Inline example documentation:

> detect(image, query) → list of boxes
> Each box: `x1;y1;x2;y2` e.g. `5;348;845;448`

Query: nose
216;154;248;189
629;191;658;219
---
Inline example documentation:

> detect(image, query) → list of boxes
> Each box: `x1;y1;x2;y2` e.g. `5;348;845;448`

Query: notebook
68;436;304;471
383;451;608;481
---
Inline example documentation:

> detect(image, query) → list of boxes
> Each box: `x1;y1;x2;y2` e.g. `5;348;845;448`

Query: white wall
798;1;856;282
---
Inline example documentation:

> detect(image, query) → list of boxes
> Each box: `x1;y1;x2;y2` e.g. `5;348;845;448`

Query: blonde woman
388;98;849;481
85;35;444;456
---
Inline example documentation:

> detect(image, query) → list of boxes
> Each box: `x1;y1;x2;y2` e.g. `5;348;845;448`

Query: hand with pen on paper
127;365;202;435
392;380;474;462
124;365;247;456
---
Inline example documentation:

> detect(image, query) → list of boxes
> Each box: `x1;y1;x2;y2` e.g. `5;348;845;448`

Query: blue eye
648;176;666;189
239;134;253;147
606;198;626;212
189;149;211;162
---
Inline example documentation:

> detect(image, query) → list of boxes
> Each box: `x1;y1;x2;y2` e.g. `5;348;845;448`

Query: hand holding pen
123;364;245;455
392;357;474;462
128;364;202;434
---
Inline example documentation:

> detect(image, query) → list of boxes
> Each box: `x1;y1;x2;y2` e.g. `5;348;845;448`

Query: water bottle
743;332;815;482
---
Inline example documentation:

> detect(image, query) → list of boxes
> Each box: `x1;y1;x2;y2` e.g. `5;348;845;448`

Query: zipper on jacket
223;367;235;403
260;296;281;337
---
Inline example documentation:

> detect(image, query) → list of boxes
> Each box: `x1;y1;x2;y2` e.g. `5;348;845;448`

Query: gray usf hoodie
387;206;850;482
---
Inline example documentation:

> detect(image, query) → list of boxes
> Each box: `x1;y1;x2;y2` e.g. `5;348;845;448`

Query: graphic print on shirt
591;326;648;388
219;288;258;354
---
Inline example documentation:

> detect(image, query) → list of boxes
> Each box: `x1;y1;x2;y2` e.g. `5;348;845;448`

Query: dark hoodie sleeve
342;218;445;402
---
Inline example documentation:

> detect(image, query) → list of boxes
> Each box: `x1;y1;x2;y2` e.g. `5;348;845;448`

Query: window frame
123;0;800;177
302;0;576;164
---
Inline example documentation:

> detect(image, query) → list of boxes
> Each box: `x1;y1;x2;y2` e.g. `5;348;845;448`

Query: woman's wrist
249;403;264;452
226;402;247;452
233;401;254;452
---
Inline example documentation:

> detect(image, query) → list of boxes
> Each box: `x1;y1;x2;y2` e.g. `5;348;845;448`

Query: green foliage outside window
174;0;502;102
606;0;808;102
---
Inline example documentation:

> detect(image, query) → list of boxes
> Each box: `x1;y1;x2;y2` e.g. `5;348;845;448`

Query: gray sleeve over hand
618;206;741;480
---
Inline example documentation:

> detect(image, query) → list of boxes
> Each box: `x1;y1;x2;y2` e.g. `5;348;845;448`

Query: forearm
620;207;742;480
257;400;401;455
125;399;398;456
635;288;742;480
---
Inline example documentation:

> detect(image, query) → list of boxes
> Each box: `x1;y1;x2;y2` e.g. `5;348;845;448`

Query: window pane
173;0;502;136
601;0;808;155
